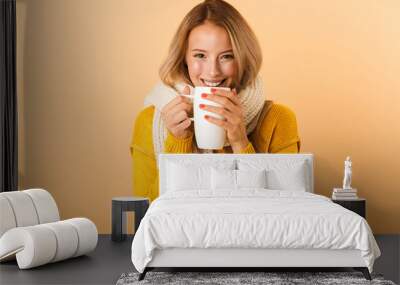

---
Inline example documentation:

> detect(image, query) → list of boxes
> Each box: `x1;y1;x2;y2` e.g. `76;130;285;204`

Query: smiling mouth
201;78;227;87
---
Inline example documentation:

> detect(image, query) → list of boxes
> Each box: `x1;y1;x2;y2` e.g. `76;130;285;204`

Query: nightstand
111;196;149;242
332;198;366;218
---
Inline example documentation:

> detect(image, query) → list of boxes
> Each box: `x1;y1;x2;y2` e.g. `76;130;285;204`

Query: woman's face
185;21;237;88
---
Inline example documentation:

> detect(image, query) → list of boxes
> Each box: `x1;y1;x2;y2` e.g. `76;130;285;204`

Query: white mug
182;86;230;150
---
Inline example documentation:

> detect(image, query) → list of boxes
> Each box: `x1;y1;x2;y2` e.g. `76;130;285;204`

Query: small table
111;196;149;242
332;198;366;218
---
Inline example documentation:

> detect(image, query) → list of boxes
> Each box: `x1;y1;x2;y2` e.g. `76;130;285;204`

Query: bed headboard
158;153;314;195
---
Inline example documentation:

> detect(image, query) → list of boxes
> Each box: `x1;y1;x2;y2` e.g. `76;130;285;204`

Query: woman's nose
207;60;221;77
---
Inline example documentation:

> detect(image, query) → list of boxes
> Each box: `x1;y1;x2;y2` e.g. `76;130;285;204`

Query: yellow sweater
130;103;300;201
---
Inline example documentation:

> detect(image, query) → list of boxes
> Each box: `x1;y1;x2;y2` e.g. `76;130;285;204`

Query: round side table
111;196;149;242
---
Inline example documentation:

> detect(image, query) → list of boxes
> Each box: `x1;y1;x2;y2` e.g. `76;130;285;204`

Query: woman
131;0;300;201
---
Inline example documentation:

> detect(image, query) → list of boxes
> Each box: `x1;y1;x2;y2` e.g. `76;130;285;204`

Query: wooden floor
0;235;398;285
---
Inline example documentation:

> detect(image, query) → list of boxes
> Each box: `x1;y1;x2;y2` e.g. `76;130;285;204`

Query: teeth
203;79;223;87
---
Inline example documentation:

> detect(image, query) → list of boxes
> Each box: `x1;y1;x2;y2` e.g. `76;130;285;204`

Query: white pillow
237;169;267;188
166;159;236;192
167;162;210;191
265;163;307;191
238;159;308;191
211;169;267;190
211;168;236;190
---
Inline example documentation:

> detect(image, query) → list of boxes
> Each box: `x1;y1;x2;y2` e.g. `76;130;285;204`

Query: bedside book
332;193;358;199
332;188;358;200
333;188;357;193
332;196;360;200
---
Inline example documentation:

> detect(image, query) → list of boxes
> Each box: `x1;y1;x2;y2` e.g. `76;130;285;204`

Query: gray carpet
116;271;396;285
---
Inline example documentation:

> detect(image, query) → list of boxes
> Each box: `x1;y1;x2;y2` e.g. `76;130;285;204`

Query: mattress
131;189;380;273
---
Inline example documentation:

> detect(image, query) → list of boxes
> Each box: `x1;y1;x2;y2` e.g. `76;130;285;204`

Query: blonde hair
159;0;262;93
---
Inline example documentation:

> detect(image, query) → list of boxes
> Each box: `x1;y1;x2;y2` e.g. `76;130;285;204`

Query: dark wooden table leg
112;200;126;241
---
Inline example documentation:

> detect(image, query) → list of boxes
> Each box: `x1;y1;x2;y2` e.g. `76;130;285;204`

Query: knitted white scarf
144;76;265;161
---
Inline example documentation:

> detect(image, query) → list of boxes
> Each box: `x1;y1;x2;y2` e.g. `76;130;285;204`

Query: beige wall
16;0;400;234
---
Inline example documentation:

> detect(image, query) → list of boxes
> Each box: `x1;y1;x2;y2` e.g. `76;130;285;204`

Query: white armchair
0;189;97;269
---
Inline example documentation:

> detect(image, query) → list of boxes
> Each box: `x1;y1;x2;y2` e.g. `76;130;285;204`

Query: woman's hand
200;88;249;153
161;86;193;139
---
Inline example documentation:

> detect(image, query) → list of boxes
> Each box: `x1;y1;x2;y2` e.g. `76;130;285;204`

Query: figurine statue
342;156;352;189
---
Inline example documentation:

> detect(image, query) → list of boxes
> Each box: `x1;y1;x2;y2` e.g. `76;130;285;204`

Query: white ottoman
0;189;98;269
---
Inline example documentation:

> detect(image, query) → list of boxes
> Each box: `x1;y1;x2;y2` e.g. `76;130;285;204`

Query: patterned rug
116;271;396;285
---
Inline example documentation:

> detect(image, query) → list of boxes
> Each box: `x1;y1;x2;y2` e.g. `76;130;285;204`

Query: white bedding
131;190;380;273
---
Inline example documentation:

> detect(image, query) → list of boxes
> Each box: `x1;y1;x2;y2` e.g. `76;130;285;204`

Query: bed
131;154;380;281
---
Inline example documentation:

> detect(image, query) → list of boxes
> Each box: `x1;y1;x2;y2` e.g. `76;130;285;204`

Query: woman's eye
221;54;234;60
194;53;205;59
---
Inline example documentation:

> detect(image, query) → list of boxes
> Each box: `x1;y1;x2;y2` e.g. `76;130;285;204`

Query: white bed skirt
148;248;366;268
